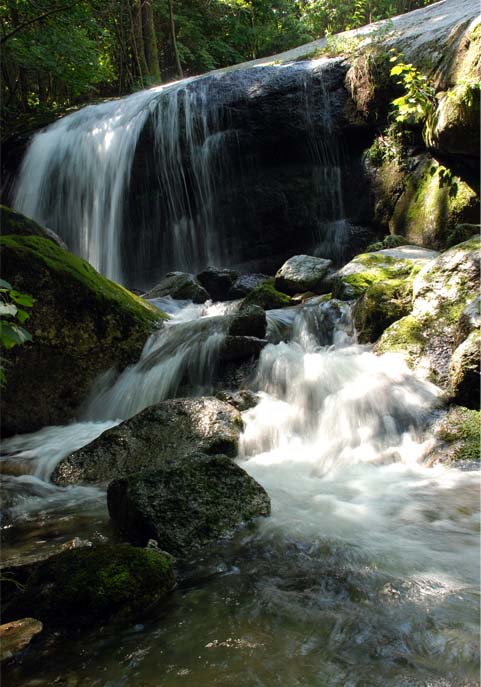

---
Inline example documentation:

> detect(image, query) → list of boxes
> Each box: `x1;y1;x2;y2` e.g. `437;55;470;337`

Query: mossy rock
352;277;413;343
1;230;166;435
390;155;479;250
1;544;175;629
450;329;480;410
240;279;292;310
0;205;65;247
426;406;480;465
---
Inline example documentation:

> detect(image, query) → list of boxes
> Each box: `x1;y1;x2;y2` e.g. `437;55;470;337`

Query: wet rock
196;267;239;301
376;237;480;392
332;245;437;300
228;273;271;299
0;618;43;662
143;271;209;303
52;397;242;485
425;406;480;466
228;305;266;339
1;544;175;629
215;389;260;412
450;330;480;409
107;453;270;555
1;223;165;436
275;255;332;295
240;278;292;310
0;205;67;249
220;335;268;363
352;278;413;343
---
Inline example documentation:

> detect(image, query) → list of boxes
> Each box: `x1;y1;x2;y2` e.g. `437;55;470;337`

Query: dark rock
275;255;332;295
107;453;270;555
220;335;268;363
52;397;242;485
228;305;266;338
197;267;239;301
240;278;292;310
0;225;165;436
1;544;175;629
215;389;259;412
143;271;209;303
228;273;271;299
450;330;480;409
0;206;67;249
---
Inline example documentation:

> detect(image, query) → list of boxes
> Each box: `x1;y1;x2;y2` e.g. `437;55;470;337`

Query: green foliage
390;60;435;124
0;277;34;386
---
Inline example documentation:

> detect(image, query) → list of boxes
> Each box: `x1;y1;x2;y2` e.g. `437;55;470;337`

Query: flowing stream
2;297;479;687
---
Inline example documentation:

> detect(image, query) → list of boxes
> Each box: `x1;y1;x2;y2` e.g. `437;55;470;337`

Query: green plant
0;278;34;386
390;61;436;124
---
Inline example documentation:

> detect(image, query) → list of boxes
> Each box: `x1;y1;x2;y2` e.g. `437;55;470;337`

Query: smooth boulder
275;255;332;295
107;453;271;555
52;397;242;485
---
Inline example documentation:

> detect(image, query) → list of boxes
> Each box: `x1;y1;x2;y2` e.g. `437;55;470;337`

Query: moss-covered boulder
376;237;480;394
425;406;480;466
107;453;271;555
240;278;292;310
142;271;209;303
0;205;66;248
389;155;479;250
332;245;437;300
52;397;242;485
352;277;413;343
1;231;166;435
227;273;271;299
1;544;175;629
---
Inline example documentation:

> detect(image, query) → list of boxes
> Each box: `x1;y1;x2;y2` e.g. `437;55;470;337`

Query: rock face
376;237;480;397
52;397;242;485
332;246;437;300
197;267;239;301
275;255;332;295
107;453;271;555
143;271;209;303
1;544;175;629
1;224;165;436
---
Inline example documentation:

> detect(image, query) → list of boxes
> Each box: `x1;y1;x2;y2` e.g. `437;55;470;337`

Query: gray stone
143;272;209;303
275;255;332;295
228;274;271;299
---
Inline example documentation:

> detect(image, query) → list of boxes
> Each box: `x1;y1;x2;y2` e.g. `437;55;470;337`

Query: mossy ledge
1;229;167;435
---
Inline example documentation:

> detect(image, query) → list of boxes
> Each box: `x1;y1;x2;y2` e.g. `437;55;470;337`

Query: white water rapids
2;298;479;685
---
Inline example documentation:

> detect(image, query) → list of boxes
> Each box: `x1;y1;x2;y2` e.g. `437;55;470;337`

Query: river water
1;298;479;687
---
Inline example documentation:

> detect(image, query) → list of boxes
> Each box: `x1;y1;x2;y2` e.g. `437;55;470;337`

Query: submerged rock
143;271;209;303
52;397;242;485
376;237;480;396
197;267;239;301
1;225;165;436
275;255;332;295
107;453;270;555
0;618;43;662
1;544;175;629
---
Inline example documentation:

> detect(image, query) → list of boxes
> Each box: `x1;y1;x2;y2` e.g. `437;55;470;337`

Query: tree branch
1;1;83;46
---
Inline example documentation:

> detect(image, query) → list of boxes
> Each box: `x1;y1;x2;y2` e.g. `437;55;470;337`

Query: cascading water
13;60;353;287
2;296;479;686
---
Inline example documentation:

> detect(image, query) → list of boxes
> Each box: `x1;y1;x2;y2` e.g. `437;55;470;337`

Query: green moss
1;205;55;241
242;279;292;310
336;254;418;299
375;314;425;355
437;407;480;462
353;277;413;343
2;544;176;628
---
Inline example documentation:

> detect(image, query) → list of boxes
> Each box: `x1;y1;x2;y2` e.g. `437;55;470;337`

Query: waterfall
13;61;349;287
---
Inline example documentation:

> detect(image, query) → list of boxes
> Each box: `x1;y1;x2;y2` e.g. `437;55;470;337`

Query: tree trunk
168;0;183;79
142;0;160;82
130;0;148;84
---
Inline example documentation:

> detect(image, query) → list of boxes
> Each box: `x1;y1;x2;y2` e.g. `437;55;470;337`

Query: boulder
107;453;271;555
220;335;268;363
0;618;43;662
196;267;239;301
332;245;437;300
425;406;480;466
352;277;413;343
450;330;480;409
215;389;260;411
240;278;292;310
1;544;175;629
52;397;242;485
376;237;480;393
275;255;332;295
0;205;67;249
1;229;165;436
228;273;271;299
228;304;266;339
142;271;209;303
